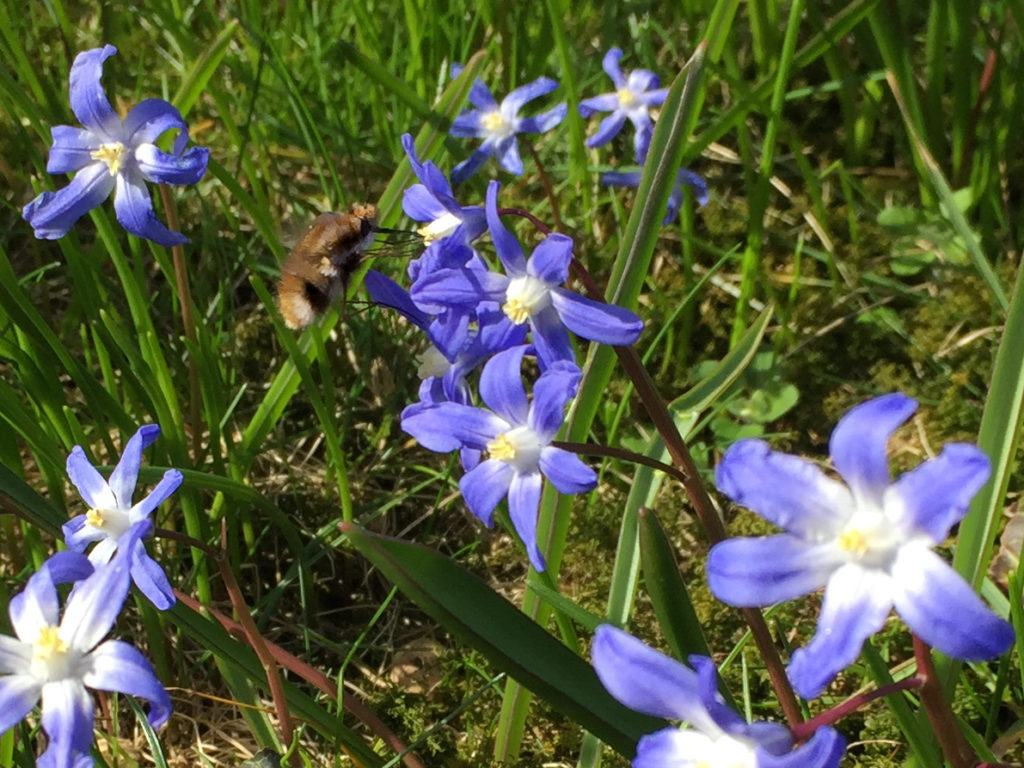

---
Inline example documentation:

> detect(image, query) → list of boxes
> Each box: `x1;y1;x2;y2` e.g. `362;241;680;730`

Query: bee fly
275;202;381;329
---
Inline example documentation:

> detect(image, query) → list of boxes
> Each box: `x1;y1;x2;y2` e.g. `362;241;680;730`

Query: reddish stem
914;635;977;768
790;675;924;742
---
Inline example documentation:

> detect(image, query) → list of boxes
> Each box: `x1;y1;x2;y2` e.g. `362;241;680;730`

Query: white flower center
417;212;461;244
417;345;451;379
486;426;544;473
91;141;127;176
503;275;551;324
835;500;904;570
31;624;78;682
617;87;639;110
85;506;132;537
481;110;513;139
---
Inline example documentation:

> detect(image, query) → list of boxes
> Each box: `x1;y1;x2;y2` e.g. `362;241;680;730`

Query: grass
1;1;1023;766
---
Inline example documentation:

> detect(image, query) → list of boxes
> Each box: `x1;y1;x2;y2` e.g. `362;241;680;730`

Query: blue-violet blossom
603;168;708;225
708;393;1014;699
401;345;596;571
410;181;644;366
592;625;845;768
449;74;566;184
401;133;486;245
0;525;171;768
578;48;669;163
64;424;182;610
23;45;209;246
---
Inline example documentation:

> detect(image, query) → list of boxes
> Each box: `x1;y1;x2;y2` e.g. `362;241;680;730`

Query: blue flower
578;48;669;163
63;424;182;610
401;133;486;245
23;45;209;246
592;625;845;768
449;74;567;184
602;168;708;225
708;393;1014;699
410;181;644;366
0;525;171;768
401;345;596;571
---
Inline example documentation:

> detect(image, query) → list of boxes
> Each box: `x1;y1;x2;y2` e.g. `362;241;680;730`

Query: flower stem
913;635;977;768
790;675;923;742
158;184;202;462
552;439;688;484
568;255;804;728
526;141;563;232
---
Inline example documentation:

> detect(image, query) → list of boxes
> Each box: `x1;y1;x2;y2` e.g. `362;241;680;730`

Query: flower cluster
23;45;208;246
0;425;179;766
367;133;644;570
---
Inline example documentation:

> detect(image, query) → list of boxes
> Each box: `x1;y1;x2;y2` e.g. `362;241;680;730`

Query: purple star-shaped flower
0;524;171;768
23;45;209;246
410;181;644;366
708;393;1014;699
401;133;486;245
63;424;182;610
603;168;708;225
592;625;845;768
401;345;596;571
449;74;567;184
579;48;669;163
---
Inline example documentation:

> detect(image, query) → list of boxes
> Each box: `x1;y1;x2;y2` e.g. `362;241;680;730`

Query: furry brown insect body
275;203;379;329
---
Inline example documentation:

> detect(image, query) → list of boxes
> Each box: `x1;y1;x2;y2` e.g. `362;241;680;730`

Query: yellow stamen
85;508;106;527
837;529;869;556
90;141;127;176
33;625;68;661
481;111;507;134
617;88;638;109
503;297;530;325
487;433;517;462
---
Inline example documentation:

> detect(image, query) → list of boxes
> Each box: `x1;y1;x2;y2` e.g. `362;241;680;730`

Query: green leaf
342;523;664;756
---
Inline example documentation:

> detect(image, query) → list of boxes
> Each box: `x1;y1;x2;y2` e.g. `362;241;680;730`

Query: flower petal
707;535;840;606
9;555;62;641
402;183;449;223
60;522;147;652
602;170;642;189
0;636;32;675
632;117;653;164
892;544;1013;659
108;424;161;510
84;639;171;727
450;110;486;138
676;168;709;207
450;146;493;185
364;270;430;329
578;93;620;118
0;675;39;734
411;267;507;314
889;443;990;542
585;111;627;149
502;76;558;115
756;726;846;768
123;98;189;152
787;563;895;699
592;625;711;726
516;103;567;134
113;169;188;246
459;459;514;527
129;546;176;610
549;288;644;346
508;471;545;570
39;679;94;765
494;136;523;175
829;393;917;506
626;68;660;93
22;163;116;240
467;78;498;110
529;305;576;365
479;345;530;424
135;143;209;186
62;515;106;552
485;181;527;273
66;445;116;510
46;126;100;174
539;447;596;494
528;361;580;437
526;234;573;285
68;45;122;138
131;468;183;518
402;401;507;452
601;48;627;89
715;439;854;536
